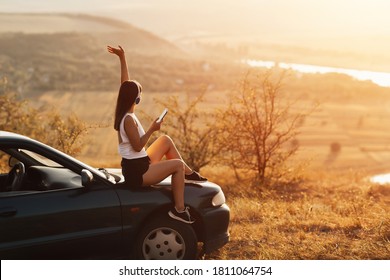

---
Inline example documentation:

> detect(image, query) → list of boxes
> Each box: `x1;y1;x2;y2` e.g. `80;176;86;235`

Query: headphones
133;81;142;104
134;82;142;105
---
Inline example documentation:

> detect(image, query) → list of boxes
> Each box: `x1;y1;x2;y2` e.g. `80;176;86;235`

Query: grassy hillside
0;13;243;96
0;13;179;51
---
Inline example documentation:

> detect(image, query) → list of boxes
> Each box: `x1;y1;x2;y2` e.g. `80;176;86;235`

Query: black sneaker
185;171;207;183
168;207;194;224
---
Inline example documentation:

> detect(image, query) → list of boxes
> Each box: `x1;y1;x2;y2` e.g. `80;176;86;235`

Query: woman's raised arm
107;45;129;84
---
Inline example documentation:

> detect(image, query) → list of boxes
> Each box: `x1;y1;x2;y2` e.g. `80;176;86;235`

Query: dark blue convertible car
0;131;229;259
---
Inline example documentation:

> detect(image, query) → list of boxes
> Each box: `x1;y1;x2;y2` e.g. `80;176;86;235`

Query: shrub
152;91;220;172
0;92;87;156
330;142;341;154
216;70;307;186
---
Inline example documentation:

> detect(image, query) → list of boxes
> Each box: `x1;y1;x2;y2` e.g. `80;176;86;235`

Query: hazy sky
1;0;388;34
1;0;389;51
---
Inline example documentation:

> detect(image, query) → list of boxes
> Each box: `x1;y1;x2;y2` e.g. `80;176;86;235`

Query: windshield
1;134;114;183
21;146;110;182
20;149;63;167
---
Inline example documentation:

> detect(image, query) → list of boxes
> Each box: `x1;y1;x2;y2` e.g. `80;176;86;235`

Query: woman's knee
159;134;173;145
171;159;185;173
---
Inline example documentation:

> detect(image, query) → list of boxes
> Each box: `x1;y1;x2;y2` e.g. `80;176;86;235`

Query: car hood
106;168;225;210
105;168;220;189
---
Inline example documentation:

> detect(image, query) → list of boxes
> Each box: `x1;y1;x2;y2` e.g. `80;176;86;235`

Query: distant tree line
0;33;244;96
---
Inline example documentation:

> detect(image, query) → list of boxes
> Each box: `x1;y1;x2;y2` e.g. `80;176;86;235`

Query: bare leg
147;135;193;174
142;159;185;211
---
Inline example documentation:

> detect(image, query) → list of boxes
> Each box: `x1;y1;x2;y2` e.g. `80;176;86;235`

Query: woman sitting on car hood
108;45;207;224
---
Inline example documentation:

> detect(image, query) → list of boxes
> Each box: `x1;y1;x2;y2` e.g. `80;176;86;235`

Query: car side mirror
81;169;94;187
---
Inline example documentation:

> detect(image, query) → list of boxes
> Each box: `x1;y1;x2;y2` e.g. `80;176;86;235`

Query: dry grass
204;169;390;260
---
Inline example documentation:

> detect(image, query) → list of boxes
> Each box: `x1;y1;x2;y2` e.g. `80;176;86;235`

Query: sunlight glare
370;174;390;185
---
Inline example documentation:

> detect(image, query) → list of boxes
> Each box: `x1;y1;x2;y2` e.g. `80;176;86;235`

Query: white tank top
118;113;148;159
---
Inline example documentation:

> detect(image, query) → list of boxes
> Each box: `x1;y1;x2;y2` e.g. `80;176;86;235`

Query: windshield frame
0;137;110;182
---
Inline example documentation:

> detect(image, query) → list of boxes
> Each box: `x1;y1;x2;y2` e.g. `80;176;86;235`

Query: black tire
135;215;198;260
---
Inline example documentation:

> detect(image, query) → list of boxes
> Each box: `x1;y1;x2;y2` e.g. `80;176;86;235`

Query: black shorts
121;156;150;187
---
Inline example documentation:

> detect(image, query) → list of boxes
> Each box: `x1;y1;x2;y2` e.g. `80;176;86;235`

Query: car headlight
212;191;226;207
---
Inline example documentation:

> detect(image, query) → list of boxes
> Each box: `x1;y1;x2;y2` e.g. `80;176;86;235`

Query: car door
0;180;122;259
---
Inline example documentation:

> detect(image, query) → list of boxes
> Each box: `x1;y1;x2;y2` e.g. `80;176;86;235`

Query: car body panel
0;184;122;259
0;131;229;259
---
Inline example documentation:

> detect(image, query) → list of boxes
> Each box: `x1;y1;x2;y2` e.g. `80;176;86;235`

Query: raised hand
107;44;129;83
107;45;125;57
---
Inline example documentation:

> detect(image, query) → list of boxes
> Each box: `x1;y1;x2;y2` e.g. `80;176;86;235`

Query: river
244;59;390;88
370;174;390;185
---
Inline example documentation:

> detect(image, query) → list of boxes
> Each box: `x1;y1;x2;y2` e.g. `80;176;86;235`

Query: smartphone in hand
157;108;168;123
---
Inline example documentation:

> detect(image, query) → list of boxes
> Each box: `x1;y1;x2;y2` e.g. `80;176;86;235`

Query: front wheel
135;215;198;260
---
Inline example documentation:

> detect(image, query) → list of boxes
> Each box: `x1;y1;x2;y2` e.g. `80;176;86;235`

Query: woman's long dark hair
114;80;142;131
